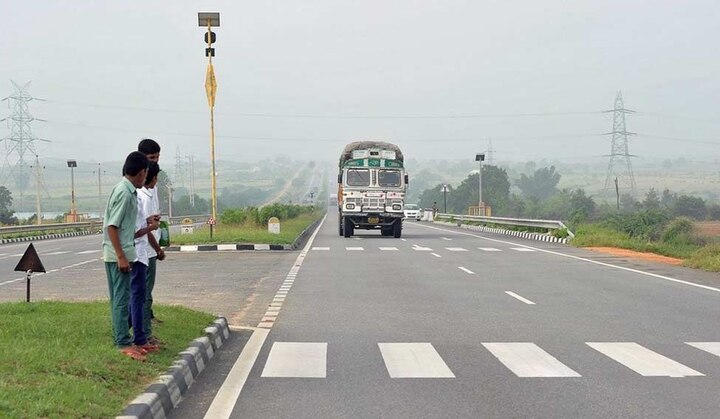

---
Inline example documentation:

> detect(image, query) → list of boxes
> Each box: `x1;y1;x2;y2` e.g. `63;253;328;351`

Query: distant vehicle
403;204;421;220
329;193;338;206
337;141;408;238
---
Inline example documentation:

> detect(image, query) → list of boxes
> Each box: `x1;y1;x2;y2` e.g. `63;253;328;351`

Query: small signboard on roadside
268;217;280;234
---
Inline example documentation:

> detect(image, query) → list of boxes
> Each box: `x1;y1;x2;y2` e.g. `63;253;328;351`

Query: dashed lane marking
511;247;536;252
446;247;468;252
379;247;399;251
312;247;330;251
412;245;433;251
431;253;442;258
479;247;501;252
458;267;475;274
505;291;536;305
77;249;101;254
345;247;364;251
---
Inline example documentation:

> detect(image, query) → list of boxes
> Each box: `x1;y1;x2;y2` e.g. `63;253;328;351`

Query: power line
43;99;602;119
603;91;637;196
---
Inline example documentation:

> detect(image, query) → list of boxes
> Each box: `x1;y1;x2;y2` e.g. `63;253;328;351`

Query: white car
403;204;421;220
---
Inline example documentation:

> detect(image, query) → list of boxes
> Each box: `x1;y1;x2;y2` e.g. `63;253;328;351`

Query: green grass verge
171;211;324;245
0;301;216;418
0;228;91;240
571;223;720;271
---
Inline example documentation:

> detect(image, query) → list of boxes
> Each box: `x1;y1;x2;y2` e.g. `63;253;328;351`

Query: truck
337;141;408;238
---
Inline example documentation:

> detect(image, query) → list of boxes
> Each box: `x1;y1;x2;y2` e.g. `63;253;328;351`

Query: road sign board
207;217;216;225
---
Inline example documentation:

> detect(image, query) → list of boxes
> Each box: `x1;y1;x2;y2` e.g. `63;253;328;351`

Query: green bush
552;228;570;239
661;217;701;246
220;204;315;226
219;208;247;225
605;209;670;240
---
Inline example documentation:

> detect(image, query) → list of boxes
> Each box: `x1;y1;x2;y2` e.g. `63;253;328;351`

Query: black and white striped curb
164;217;323;252
434;221;570;244
117;317;230;419
0;230;96;245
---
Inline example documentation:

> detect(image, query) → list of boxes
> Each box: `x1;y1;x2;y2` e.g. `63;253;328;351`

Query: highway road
168;208;720;419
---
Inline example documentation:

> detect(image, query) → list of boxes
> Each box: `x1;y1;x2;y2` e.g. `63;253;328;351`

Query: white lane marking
505;291;536;305
482;343;581;377
180;245;198;252
379;247;399;251
586;342;704;377
445;247;468;252
458;267;474;274
686;342;720;358
479;247;501;252
77;249;101;254
0;258;99;287
511;247;535;252
378;343;455;378
431;253;442;258
400;238;407;241
312;247;330;251
217;244;237;251
261;342;327;378
345;247;364;251
353;237;362;240
44;251;69;256
412;245;433;251
442;237;453;241
203;327;270;419
412;223;720;295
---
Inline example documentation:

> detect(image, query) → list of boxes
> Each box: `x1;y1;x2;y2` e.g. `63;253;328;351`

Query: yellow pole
206;19;218;234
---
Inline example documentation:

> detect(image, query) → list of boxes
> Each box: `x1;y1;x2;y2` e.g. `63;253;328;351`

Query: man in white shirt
138;139;165;342
130;163;159;353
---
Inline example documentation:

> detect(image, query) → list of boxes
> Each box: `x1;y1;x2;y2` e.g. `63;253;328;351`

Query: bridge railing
433;213;574;238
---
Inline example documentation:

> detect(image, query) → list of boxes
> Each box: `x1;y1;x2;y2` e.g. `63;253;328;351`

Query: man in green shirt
103;151;148;361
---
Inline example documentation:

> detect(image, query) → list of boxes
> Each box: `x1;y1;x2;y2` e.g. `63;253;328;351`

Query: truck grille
362;197;385;210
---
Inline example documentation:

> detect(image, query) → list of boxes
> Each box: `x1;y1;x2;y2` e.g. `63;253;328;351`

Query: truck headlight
392;204;402;211
346;203;355;210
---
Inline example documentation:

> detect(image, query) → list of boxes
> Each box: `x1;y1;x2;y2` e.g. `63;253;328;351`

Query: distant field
696;221;720;237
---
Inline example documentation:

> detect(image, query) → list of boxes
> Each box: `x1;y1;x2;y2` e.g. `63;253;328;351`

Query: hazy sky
1;0;719;167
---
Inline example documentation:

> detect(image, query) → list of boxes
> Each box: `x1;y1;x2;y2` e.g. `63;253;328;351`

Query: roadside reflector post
14;243;46;303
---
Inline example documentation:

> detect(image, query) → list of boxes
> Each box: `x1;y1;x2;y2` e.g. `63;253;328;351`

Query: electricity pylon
1;81;49;210
603;91;637;196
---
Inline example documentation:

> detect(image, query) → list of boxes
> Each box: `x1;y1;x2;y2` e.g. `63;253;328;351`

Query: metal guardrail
0;221;99;238
434;213;574;238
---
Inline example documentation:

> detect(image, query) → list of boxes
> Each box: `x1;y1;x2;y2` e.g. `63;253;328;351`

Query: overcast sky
1;0;719;167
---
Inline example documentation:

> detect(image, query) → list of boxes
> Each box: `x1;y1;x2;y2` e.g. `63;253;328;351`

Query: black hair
138;138;161;155
145;162;160;186
123;151;149;177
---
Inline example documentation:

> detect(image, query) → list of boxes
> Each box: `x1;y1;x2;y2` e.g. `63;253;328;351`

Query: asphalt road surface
166;209;720;419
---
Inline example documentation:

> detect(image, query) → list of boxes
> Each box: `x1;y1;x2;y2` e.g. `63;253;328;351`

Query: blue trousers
129;262;148;345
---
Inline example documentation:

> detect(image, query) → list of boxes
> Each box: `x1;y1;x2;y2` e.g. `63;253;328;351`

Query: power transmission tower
29;155;46;225
603;91;637;197
1;81;49;211
174;146;187;189
486;139;495;166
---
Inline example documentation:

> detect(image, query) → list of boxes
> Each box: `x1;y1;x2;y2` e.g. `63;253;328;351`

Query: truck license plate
368;217;379;224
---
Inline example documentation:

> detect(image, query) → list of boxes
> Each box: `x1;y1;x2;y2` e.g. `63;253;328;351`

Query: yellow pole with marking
205;19;218;236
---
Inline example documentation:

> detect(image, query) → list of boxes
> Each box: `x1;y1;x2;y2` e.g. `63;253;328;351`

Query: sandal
119;346;146;362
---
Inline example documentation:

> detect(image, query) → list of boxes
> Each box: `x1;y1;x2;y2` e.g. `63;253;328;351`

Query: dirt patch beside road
585;247;684;266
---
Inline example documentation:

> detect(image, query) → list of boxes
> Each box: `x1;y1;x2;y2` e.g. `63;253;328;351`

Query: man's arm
107;225;130;272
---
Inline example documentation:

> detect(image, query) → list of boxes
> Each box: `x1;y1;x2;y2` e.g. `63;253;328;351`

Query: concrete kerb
0;230;96;245
433;221;570;244
117;317;230;419
163;216;325;253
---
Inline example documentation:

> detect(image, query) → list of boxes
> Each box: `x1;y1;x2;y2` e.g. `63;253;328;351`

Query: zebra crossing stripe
482;343;581;377
261;342;327;378
478;247;501;252
445;247;468;252
378;343;455;378
412;245;433;251
586;342;704;377
312;247;330;251
346;247;364;251
511;247;535;252
686;342;720;358
379;247;399;251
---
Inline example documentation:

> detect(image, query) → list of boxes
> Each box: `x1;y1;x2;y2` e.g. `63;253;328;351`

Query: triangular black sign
14;243;46;273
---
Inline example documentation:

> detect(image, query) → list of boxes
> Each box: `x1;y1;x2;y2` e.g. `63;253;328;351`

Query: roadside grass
571;223;720;271
0;228;93;240
0;301;215;419
171;210;324;245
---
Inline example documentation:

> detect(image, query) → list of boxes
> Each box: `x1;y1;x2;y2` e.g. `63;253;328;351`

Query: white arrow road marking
587;342;704;377
483;343;581;377
261;342;327;378
379;343;455;378
686;342;720;358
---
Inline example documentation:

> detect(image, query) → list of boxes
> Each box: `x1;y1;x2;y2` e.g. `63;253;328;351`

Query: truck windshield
346;169;370;186
378;170;401;187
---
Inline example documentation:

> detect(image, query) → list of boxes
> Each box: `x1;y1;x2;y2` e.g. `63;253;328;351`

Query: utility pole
93;163;106;215
603;91;637;197
67;160;78;222
1;81;49;211
189;155;195;207
475;153;485;216
486;139;495;166
30;155;45;225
